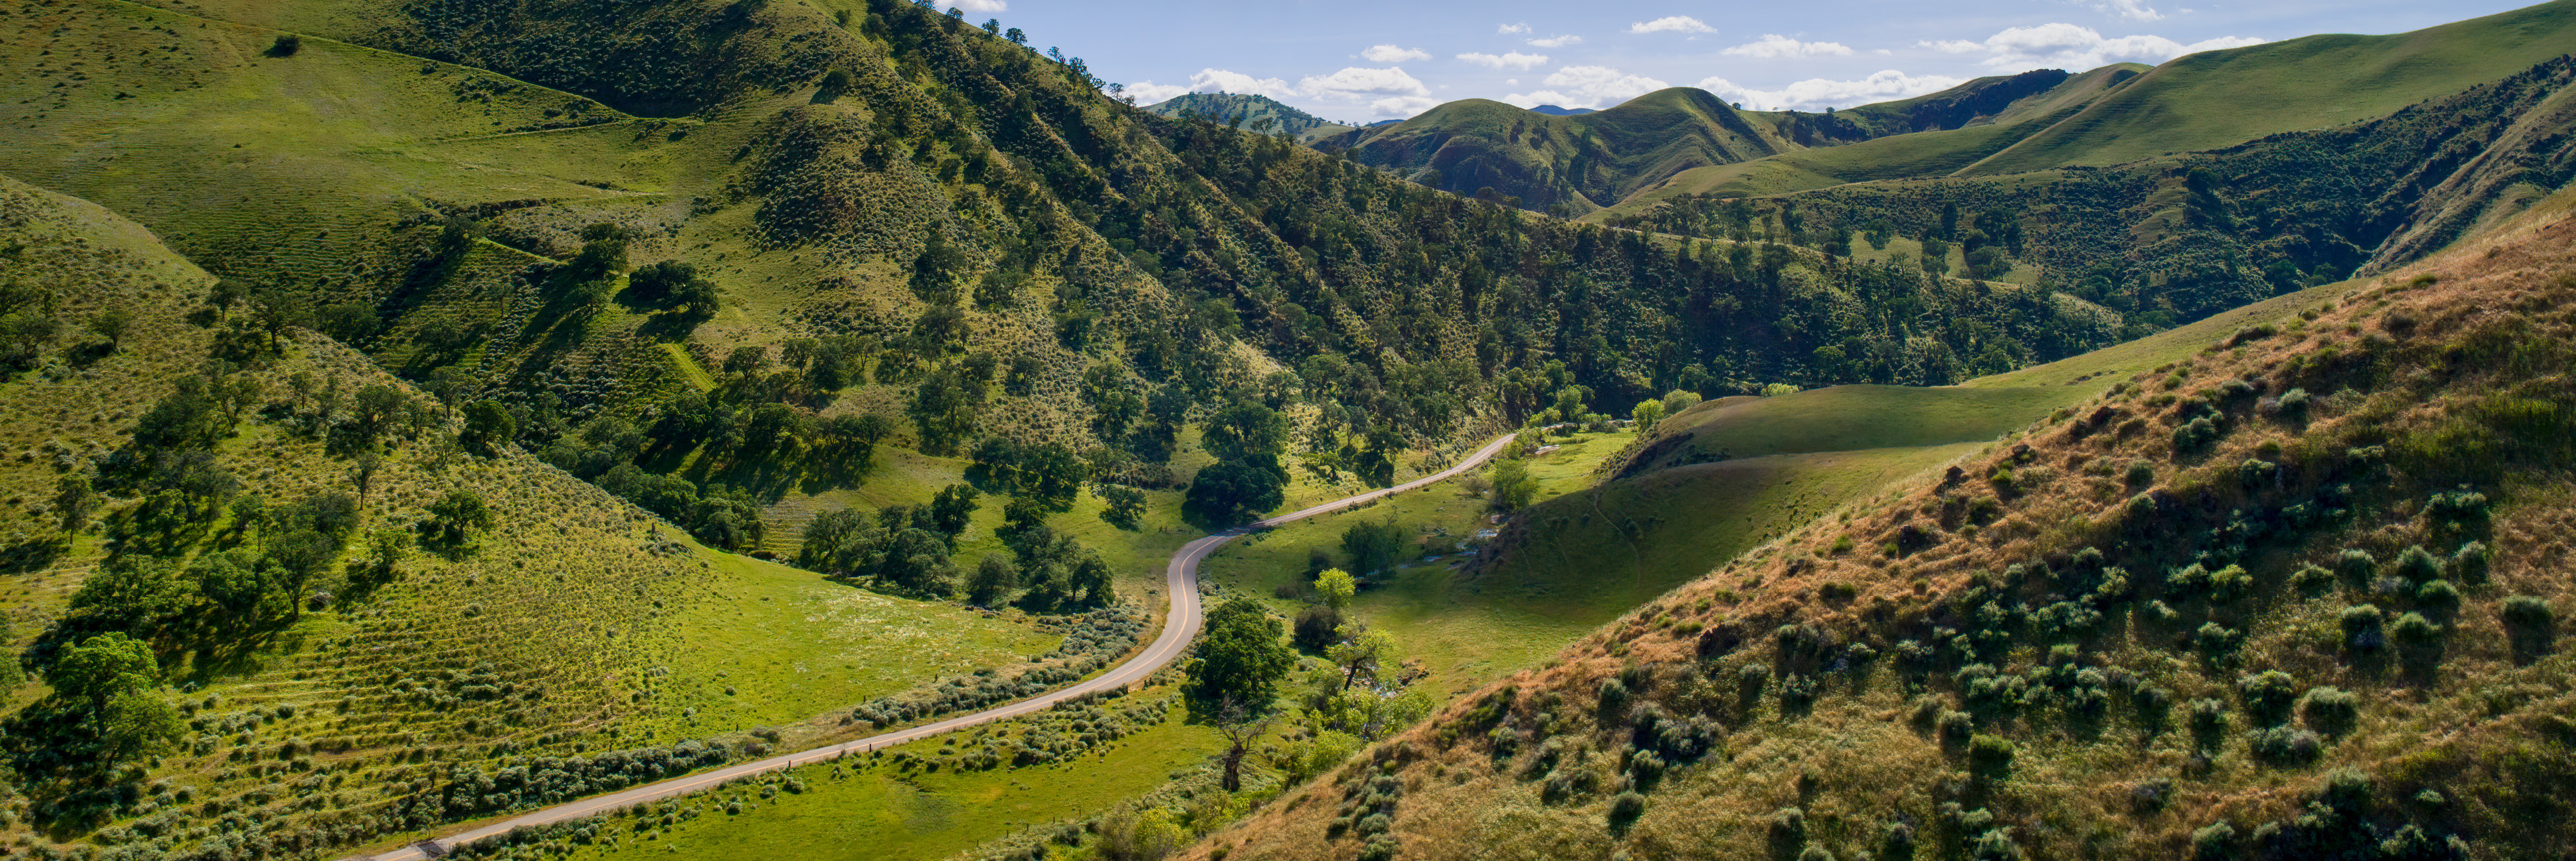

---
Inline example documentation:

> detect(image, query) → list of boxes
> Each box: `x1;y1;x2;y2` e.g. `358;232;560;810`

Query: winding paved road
357;433;1517;860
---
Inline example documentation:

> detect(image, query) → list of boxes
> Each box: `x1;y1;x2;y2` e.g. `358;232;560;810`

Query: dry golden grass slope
1194;188;2576;860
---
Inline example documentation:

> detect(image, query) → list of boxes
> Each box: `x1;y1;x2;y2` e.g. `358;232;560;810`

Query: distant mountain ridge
1141;92;1358;142
1316;71;2142;214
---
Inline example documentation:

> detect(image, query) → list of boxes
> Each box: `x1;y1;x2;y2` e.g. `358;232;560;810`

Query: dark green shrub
2340;605;2386;652
2238;458;2278;487
2333;548;2377;580
1596;677;1629;718
2415;579;2460;611
1769;806;1807;844
2391;546;2443;582
2208;565;2253;603
1625;748;1666;791
2188;698;2230;747
2425;489;2489;523
2502;595;2554;630
1967;734;2016;780
2447;542;2489;583
2196;622;2242;659
1937;710;1973;746
1799;847;1836;861
2291;564;2334;591
2274;388;2312;420
2298;687;2359;738
2237;670;2298;725
1880;821;1917;860
2192;822;2236;861
2390;612;2440;644
268;35;300;56
2250;725;2323;765
2173;416;2223;452
1607;791;1648;836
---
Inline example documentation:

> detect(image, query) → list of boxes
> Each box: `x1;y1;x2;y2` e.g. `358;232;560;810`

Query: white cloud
1128;66;1437;111
1371;96;1441;117
1498;22;1531;35
1125;81;1191;104
1696;69;1966;111
2081;0;2163;22
1527;35;1583;48
1931;22;2262;68
1457;51;1551;71
1721;35;1855;60
1363;45;1432;63
1507;65;1670;109
1628;16;1715;35
1128;68;1298;103
1299;66;1432;100
943;0;1005;11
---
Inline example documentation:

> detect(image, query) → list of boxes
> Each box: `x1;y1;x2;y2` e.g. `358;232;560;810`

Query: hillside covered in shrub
1196;191;2576;860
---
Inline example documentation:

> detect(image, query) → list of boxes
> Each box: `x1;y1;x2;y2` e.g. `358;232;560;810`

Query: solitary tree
1314;567;1355;611
1186;598;1293;790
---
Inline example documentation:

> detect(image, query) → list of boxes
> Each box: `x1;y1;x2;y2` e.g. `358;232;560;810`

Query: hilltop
1142;93;1359;143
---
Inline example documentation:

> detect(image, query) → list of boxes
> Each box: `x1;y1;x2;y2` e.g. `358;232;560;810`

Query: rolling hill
1315;69;2160;216
1142;93;1359;143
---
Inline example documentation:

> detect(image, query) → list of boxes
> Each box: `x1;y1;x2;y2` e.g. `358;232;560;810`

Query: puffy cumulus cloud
1299;66;1432;100
1370;96;1442;117
2082;0;2163;22
1125;68;1297;102
1527;34;1583;48
1124;66;1432;108
1721;35;1855;60
1457;51;1550;71
1362;45;1432;63
943;0;1006;11
1628;16;1715;35
1498;22;1531;35
1123;80;1192;104
1696;69;1965;111
1928;23;2261;68
1507;65;1670;109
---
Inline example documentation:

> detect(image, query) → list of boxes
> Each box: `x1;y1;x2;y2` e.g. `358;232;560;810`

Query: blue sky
938;0;2535;121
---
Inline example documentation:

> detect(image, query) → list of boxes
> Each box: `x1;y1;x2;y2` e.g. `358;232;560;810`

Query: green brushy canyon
0;0;2565;859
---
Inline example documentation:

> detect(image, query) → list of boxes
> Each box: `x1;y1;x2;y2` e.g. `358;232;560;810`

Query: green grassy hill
1142;93;1357;142
0;172;1069;858
1967;0;2576;174
1326;89;1789;214
1606;64;2150;204
1331;68;2170;215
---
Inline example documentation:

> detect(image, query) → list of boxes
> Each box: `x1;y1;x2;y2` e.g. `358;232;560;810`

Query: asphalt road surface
353;433;1516;860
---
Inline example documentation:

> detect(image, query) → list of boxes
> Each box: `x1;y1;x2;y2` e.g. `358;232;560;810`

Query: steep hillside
1325;70;2151;216
1967;0;2576;174
1613;64;2149;202
1622;54;2576;340
1316;89;1788;214
0;172;1075;859
0;0;2142;519
1198;190;2576;860
1144;93;1358;143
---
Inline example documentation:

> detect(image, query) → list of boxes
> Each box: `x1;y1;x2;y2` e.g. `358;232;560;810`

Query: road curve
355;433;1518;861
